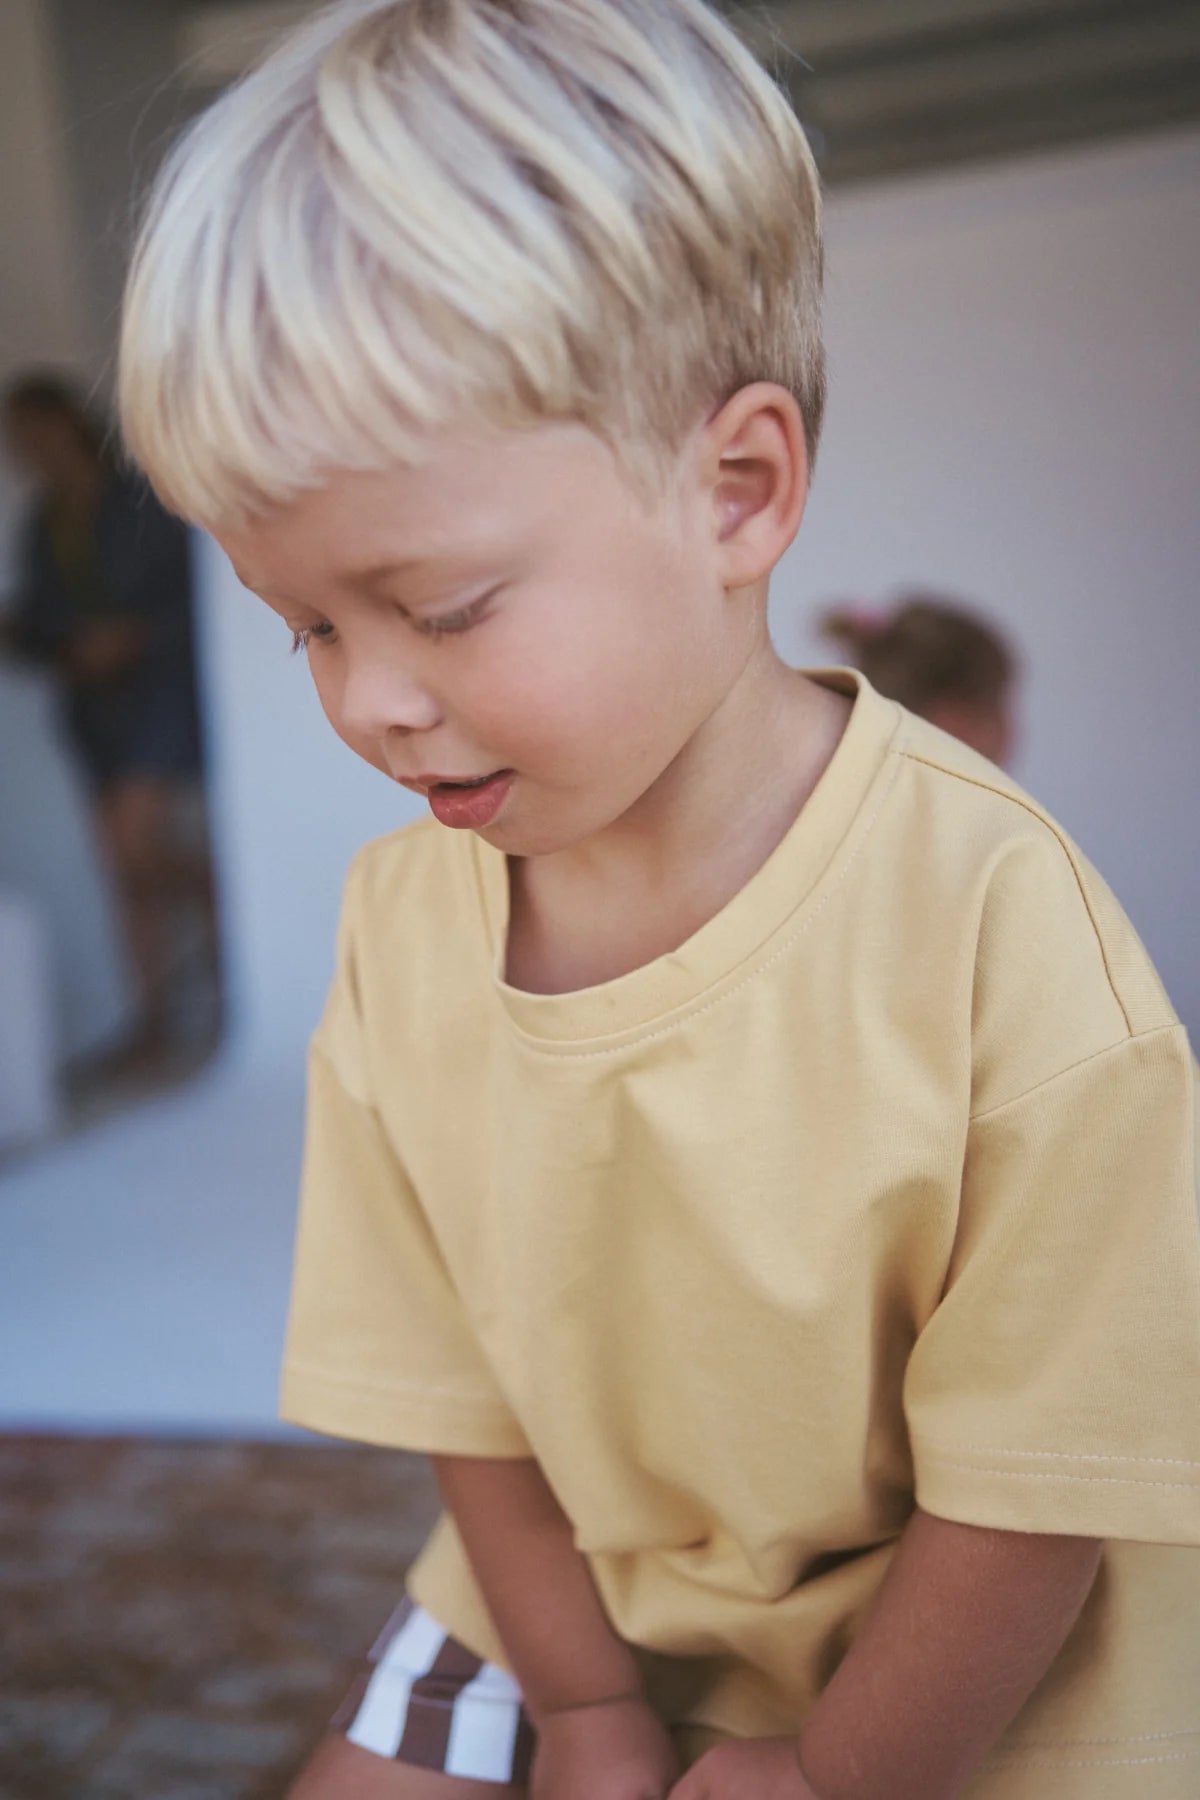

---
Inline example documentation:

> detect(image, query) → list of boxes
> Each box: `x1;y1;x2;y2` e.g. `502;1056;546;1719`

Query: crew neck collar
471;669;903;1048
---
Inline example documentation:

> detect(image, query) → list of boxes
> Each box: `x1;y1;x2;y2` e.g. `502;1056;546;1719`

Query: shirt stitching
967;1024;1182;1124
899;749;1134;1034
931;1459;1200;1489
926;1444;1200;1470
999;1728;1200;1749
986;1748;1199;1770
504;755;904;1060
284;1361;515;1414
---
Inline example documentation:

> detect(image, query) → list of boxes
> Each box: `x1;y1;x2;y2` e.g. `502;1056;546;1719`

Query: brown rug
0;1435;439;1799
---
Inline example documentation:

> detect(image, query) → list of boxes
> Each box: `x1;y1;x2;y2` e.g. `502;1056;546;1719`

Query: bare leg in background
94;774;219;1056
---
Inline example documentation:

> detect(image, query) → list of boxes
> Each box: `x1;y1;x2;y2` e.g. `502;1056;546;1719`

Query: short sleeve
905;1024;1200;1545
279;852;531;1458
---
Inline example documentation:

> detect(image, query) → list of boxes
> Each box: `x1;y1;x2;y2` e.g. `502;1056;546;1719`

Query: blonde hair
119;0;825;530
820;593;1016;717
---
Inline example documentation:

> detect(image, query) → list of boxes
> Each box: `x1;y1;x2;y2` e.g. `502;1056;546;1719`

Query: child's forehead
223;481;503;599
219;420;667;591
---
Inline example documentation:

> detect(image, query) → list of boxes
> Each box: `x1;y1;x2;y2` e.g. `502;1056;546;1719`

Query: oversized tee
282;670;1200;1796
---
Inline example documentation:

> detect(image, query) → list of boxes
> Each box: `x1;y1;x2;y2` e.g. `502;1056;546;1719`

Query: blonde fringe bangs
119;0;825;530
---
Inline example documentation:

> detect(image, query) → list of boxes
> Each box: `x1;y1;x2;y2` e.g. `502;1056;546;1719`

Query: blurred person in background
820;591;1018;767
1;371;214;1069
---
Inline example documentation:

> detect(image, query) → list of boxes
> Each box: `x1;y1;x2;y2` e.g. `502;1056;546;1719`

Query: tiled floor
0;1436;439;1799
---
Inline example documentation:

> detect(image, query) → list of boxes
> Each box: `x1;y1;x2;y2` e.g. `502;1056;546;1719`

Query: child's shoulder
888;706;1179;1094
895;706;1069;842
337;814;488;998
894;706;1122;919
345;813;472;913
833;669;1080;876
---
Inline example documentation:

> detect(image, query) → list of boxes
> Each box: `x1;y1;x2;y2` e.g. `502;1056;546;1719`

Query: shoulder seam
900;749;1133;1035
969;1022;1184;1124
309;1029;377;1114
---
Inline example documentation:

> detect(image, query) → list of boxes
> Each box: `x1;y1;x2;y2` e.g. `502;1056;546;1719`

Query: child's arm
675;1507;1100;1799
795;1510;1101;1799
433;1453;680;1796
433;1453;643;1712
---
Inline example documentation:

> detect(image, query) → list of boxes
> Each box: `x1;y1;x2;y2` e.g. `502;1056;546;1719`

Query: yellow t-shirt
282;670;1200;1796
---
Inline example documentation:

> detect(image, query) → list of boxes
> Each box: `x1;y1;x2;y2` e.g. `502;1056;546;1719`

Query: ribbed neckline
470;669;903;1048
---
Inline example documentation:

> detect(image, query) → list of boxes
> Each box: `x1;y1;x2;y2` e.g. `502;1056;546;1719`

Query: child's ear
703;382;810;588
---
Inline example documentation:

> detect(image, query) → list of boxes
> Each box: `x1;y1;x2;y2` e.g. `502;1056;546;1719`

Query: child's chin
476;808;579;860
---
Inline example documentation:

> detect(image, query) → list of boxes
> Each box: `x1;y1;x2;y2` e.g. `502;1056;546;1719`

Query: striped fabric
334;1598;537;1782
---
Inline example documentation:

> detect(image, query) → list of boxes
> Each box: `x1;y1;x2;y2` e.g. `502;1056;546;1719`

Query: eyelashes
290;590;499;656
291;621;336;654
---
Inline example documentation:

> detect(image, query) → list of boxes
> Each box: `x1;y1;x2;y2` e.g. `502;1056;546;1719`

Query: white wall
195;534;420;1061
775;126;1200;1037
201;127;1199;1059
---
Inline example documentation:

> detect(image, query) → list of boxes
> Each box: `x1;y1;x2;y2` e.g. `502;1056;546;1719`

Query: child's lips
408;772;498;789
400;770;516;828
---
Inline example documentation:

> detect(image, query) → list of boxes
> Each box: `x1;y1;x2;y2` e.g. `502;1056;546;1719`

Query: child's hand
531;1694;680;1798
668;1736;821;1798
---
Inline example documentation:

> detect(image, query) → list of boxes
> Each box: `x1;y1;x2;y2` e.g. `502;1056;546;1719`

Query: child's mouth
424;770;515;829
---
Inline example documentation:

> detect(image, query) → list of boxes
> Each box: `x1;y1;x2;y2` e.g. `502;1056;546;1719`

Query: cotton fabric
283;670;1200;1794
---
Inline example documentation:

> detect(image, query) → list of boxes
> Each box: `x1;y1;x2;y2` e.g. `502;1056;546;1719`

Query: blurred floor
0;1059;306;1436
0;1435;439;1800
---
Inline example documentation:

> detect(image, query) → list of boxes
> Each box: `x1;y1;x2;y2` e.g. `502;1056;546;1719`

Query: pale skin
220;390;1102;1798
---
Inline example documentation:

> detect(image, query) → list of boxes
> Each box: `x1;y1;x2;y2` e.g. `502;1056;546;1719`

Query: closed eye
414;589;500;639
289;587;500;655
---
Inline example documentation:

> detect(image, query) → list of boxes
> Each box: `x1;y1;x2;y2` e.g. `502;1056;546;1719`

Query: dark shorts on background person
67;672;203;791
334;1598;537;1784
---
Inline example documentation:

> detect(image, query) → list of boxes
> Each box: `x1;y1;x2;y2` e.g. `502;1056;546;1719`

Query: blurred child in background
821;592;1017;767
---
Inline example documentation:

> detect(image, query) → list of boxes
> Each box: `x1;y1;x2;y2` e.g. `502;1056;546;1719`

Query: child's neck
504;646;851;996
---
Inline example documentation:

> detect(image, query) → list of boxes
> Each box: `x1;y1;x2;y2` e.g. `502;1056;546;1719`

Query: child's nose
340;654;442;741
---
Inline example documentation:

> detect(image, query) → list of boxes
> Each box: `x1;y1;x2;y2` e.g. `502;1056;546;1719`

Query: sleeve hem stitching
284;1360;517;1419
924;1458;1200;1491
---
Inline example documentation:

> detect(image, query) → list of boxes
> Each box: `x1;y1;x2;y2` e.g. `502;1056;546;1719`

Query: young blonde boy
120;1;1200;1795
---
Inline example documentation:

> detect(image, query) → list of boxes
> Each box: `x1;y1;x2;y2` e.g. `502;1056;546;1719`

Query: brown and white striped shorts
334;1598;537;1783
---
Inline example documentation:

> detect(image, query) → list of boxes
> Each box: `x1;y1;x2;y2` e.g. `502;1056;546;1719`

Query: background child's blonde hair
820;593;1017;717
119;0;825;530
